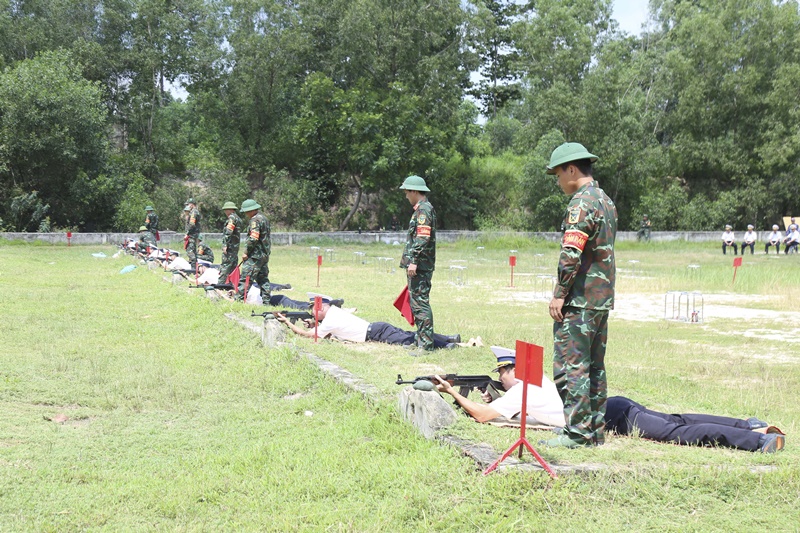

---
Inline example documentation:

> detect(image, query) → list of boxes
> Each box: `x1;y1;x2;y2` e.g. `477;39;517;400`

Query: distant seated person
637;214;651;242
740;224;756;255
275;298;461;350
136;226;156;254
433;346;566;427
721;224;737;255
783;224;799;254
606;396;785;454
195;235;215;263
765;224;782;254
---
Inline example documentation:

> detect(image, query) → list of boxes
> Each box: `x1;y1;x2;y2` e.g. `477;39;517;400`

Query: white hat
773;224;779;230
490;346;516;372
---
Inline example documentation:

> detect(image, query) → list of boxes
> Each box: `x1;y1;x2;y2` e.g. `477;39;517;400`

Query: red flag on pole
316;255;323;287
509;255;517;287
393;286;415;326
313;296;322;342
66;231;72;247
732;256;742;284
226;265;241;291
483;341;555;478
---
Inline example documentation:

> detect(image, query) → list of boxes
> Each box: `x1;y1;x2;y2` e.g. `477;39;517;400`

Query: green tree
0;50;108;229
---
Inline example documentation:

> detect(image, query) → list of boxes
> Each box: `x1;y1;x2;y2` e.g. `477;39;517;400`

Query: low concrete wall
0;230;755;246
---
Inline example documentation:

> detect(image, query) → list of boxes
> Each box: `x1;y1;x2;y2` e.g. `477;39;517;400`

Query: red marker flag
313;296;323;342
226;265;241;292
732;256;743;284
514;340;543;387
483;340;554;478
316;254;323;287
66;231;72;247
509;255;517;287
393;285;415;326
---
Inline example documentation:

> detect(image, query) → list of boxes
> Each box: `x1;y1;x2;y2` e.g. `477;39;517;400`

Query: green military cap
240;199;261;212
186;197;196;204
138;225;148;232
399;175;430;192
222;201;237;210
145;205;154;211
183;205;191;211
545;142;598;174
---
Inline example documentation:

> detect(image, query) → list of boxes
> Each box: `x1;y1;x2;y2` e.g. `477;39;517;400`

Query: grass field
1;238;798;531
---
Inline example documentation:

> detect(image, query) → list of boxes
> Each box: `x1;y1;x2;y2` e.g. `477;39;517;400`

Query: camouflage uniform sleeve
407;205;433;265
187;208;200;234
221;215;233;247
262;216;271;258
554;195;596;299
244;217;259;255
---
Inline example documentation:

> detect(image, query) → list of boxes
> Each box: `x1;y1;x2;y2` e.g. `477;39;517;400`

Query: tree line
1;0;799;233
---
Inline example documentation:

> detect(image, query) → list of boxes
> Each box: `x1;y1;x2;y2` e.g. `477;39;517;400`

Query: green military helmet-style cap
145;205;154;211
186;197;196;204
545;142;598;174
183;205;191;211
222;201;238;210
138;225;148;232
240;198;261;212
399;175;430;192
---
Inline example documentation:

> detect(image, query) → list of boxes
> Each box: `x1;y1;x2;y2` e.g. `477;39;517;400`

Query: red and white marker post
483;341;557;479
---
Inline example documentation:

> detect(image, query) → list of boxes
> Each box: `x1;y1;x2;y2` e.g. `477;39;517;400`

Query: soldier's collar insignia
567;206;581;224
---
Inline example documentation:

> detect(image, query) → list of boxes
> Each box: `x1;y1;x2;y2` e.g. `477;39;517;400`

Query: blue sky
613;0;650;35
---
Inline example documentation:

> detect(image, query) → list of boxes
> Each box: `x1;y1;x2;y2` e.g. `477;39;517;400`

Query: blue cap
490;346;516;372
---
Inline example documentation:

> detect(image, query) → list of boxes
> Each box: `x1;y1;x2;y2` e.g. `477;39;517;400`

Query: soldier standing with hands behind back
399;175;437;353
545;143;617;449
184;198;202;264
219;201;243;283
144;206;159;241
236;199;271;304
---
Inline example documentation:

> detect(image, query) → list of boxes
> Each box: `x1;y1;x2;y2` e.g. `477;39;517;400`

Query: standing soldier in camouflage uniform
399;175;437;352
144;206;159;241
184;198;202;264
236;199;271;303
219;201;243;283
545;143;617;448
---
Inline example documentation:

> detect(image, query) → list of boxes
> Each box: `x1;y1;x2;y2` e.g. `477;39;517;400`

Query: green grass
1;241;799;531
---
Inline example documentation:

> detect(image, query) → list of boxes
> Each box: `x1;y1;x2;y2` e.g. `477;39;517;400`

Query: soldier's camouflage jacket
222;212;243;250
145;212;159;233
185;207;201;237
197;242;214;262
401;199;436;271
138;232;156;246
244;212;271;261
554;181;617;310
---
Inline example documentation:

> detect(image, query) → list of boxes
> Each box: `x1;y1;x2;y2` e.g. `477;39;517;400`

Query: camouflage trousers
553;307;609;445
408;270;434;351
236;256;270;302
218;247;239;284
185;236;198;263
